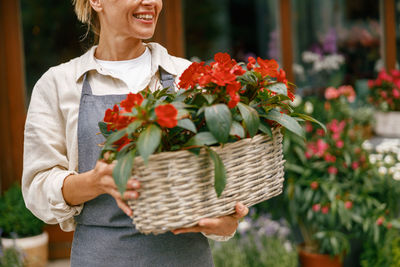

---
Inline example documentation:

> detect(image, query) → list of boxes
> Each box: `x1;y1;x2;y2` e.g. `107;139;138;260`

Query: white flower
304;101;314;114
362;141;373;151
384;155;395;165
369;154;378;164
397;153;400;162
237;220;251;234
394;172;400;181
389;167;396;174
284;241;293;252
290;95;302;107
302;51;320;63
378;166;388;175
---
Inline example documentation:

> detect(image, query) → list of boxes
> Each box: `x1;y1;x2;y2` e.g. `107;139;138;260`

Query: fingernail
131;181;140;188
130;192;138;199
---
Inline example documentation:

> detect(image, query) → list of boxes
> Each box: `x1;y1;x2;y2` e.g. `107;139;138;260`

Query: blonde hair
72;0;100;39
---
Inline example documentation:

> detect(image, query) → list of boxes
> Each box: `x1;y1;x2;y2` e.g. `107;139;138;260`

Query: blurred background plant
210;211;297;267
368;69;400;112
0;245;25;267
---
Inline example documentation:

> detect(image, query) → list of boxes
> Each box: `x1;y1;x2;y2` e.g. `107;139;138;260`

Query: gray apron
70;68;214;267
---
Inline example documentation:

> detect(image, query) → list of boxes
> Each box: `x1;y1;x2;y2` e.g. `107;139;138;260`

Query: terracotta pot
298;246;342;267
2;231;48;267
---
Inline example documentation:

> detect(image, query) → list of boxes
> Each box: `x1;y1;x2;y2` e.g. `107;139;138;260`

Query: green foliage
0;246;24;267
211;235;297;267
0;184;44;238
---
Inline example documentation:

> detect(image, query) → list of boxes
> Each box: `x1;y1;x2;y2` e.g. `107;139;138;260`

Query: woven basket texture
127;128;285;234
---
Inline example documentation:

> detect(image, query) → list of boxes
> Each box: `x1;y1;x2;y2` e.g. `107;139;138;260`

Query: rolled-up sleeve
22;70;82;231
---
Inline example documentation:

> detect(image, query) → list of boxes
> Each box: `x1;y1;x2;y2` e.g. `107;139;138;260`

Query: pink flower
376;217;384;226
324;154;336;163
393;88;400;99
305;151;312;159
312;204;321;212
378;69;393;83
316;129;325;136
328;166;338;175
380;91;388;99
321;205;329;214
336;140;344;148
325;87;339;100
368;80;375;88
387;222;393;229
345;201;353;209
316;139;329;156
305;122;313;133
352;162;359;170
338;85;356;102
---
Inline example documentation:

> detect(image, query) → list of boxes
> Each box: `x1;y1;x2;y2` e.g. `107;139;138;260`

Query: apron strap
82;73;93;96
159;67;175;93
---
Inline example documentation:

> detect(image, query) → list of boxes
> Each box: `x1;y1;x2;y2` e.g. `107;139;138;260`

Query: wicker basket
127;127;285;234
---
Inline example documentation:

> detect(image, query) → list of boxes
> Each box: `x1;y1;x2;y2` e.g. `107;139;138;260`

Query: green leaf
177;118;197;133
98;122;113;138
205;104;232;143
237;102;260;137
113;149;135;194
203;94;217;105
126;120;143;135
184;132;218;147
230;121;245;138
137;124;161;163
258;121;272;137
265;109;305;138
104;129;127;149
291;113;327;133
265;82;288;96
206;147;227;197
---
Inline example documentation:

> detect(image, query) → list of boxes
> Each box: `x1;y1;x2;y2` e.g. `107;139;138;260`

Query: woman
22;0;248;266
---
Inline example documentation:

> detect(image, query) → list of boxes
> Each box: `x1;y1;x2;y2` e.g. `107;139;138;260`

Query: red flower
312;204;321;212
321;205;329;214
277;69;288;86
104;105;121;131
247;57;256;70
328;166;338;175
120;93;144;112
345;201;353;210
352;162;359;170
336;140;344;148
228;94;240;109
310;181;319;190
254;58;279;78
178;62;206;89
226;81;241;97
155;104;178;128
116;135;131;151
305;122;313;133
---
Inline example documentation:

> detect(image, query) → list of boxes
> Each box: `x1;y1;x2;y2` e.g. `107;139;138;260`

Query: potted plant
368;69;400;137
99;53;323;234
0;184;48;267
275;87;400;266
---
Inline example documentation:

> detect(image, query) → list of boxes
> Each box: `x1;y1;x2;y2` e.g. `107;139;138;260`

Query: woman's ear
89;0;103;12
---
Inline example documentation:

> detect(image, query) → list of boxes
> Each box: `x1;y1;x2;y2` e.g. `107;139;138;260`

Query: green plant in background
0;184;44;238
211;213;297;267
0;246;25;267
262;86;400;259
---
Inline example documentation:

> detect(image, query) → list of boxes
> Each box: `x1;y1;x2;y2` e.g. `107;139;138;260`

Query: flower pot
374;111;400;138
298;246;342;267
1;231;48;267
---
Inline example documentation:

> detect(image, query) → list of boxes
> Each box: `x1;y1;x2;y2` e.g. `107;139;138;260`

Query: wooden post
151;0;184;57
279;0;294;83
0;0;26;193
381;0;397;71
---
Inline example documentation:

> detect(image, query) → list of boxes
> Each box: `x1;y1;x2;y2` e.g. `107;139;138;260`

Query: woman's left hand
172;202;248;236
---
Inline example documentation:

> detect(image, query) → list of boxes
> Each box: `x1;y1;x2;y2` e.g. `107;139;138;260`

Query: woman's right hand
62;159;140;217
91;160;140;217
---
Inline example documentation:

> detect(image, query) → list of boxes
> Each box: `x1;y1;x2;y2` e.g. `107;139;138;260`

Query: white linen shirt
22;42;232;241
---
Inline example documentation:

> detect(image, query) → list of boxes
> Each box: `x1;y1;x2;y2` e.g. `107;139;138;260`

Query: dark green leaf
137;124;161;163
265;109;305;138
205;104;232;143
177;118;197;133
98;122;113;138
184;132;218;147
203;94;217;105
206;147;227;197
104;129;127;149
291;113;327;133
113;150;135;194
258;121;272;137
230;121;245;138
237;102;260;137
126;120;143;135
265;82;288;96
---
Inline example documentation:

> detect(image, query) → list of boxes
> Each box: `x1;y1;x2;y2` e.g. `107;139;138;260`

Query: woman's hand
172;202;249;236
62;159;140;217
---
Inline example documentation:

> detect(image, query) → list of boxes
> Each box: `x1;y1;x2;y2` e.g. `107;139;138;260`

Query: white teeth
134;14;153;20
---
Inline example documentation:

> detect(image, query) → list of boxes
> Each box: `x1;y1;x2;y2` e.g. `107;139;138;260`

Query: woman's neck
95;34;146;61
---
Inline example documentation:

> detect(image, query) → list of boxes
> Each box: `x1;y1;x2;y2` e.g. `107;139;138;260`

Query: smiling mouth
133;14;154;21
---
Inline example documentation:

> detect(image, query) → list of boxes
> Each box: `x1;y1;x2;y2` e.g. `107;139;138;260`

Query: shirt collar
75;42;179;82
